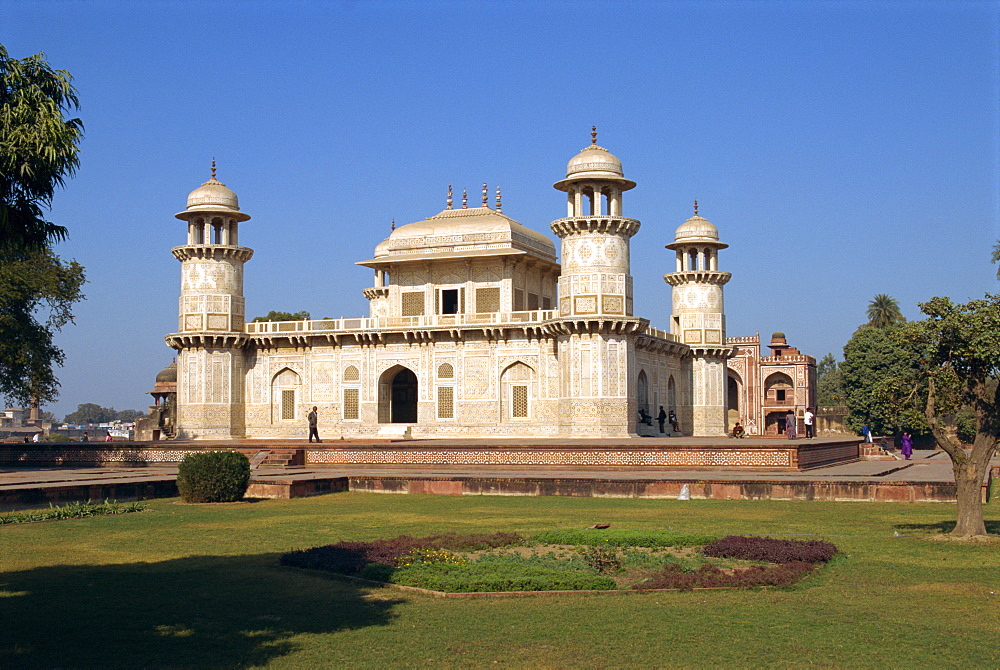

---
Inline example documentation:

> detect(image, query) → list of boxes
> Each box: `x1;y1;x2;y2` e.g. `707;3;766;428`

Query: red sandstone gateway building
726;332;817;437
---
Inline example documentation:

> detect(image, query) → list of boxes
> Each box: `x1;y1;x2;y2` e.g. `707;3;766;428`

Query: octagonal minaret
550;127;640;318
165;162;253;439
663;202;733;436
548;129;644;437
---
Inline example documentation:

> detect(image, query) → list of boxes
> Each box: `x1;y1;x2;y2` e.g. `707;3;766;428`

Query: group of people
637;406;679;435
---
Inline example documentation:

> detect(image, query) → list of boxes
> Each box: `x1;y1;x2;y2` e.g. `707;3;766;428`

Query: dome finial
446;184;453;210
693;199;699;216
462;189;468;209
211;158;217;180
496;185;502;213
391;218;395;232
591;126;598;145
482;183;488;208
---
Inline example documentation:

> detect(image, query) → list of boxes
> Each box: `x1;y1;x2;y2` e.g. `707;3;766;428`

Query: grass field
1;492;998;668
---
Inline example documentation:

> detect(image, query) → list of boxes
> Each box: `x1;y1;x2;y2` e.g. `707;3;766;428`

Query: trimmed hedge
176;451;251;503
386;561;616;593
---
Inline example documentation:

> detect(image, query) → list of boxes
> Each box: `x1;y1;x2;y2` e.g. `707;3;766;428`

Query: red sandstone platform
0;447;994;511
0;436;862;470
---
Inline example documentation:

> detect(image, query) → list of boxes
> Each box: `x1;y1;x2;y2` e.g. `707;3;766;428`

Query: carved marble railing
245;310;558;335
760;355;813;364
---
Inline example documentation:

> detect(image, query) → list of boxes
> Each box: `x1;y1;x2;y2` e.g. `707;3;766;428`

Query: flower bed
280;530;839;593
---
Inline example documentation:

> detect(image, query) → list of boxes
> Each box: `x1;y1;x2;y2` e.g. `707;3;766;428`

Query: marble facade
165;136;759;440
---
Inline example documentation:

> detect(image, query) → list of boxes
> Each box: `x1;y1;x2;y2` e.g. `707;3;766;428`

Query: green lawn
1;493;998;668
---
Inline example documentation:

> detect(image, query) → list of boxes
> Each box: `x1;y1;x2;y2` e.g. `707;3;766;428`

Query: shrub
579;545;623;574
0;500;146;524
634;561;816;591
176;451;251;503
702;536;838;564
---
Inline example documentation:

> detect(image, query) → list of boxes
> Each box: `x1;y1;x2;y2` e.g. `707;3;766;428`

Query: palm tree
866;294;905;328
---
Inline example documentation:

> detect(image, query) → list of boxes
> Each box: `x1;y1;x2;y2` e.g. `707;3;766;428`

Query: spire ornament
693;200;699;216
482;183;488;207
496;186;502;213
391;218;395;231
591;126;598;145
211;158;217;180
462;189;468;209
446;184;453;209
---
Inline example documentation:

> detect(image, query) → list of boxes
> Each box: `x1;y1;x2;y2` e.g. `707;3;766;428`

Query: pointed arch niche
500;361;535;421
637;370;649;416
271;368;301;423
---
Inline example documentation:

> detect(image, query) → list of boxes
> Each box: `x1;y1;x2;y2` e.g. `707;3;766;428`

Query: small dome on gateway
554;127;636;192
155;361;178;383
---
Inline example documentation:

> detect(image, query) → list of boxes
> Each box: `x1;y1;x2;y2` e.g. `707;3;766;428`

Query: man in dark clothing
657;406;667;434
307;406;321;443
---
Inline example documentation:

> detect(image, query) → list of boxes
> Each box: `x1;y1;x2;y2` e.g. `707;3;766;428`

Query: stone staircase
246;448;305;469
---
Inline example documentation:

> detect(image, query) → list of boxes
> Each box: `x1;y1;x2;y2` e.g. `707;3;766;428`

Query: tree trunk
952;458;987;537
926;376;992;537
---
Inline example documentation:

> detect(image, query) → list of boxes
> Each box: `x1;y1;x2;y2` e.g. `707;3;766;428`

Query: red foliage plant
702;536;838;564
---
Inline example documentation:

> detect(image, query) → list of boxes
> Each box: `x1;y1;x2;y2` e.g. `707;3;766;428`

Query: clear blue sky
4;0;998;419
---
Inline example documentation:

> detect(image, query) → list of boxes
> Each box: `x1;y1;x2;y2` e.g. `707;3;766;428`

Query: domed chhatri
175;160;250;222
666;202;728;251
669;214;728;248
554;127;636;192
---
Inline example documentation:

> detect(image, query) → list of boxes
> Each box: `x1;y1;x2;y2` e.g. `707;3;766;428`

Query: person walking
657;406;667;434
803;408;815;438
861;420;873;443
307;406;321;443
899;431;913;460
785;410;797;439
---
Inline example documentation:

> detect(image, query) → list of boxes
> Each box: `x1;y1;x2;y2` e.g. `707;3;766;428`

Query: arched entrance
390;368;418;423
378;366;418;424
727;373;741;430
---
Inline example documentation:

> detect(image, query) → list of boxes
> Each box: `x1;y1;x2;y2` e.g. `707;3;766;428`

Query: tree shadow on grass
0;553;404;668
893;519;1000;535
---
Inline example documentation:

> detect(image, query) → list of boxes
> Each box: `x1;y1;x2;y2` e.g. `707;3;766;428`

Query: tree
992;240;1000;279
0;45;83;251
64;403;117;424
115;409;145;422
0;45;85;407
816;353;846;406
0;247;85;405
865;294;905;328
252;310;311;322
908;294;1000;537
840;322;927;435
